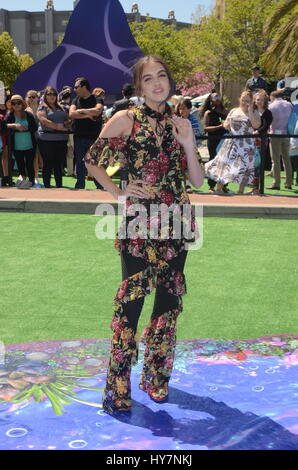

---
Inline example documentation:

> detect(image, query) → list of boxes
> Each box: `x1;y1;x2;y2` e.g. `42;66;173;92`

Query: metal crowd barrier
2;128;297;195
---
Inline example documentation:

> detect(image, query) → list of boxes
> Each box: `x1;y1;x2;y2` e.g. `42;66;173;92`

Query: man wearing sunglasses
69;77;104;189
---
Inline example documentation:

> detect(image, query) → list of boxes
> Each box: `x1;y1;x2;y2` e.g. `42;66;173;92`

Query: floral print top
84;105;198;269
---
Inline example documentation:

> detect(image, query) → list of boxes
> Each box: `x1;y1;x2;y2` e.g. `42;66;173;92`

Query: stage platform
1;187;298;219
1;335;297;450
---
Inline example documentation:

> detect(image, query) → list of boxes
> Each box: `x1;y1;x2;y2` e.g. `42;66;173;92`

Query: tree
18;54;34;74
189;0;276;84
262;0;298;76
178;71;215;97
129;18;195;84
0;32;21;88
0;32;34;88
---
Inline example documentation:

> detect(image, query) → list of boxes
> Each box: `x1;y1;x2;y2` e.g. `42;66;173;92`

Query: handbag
290;119;298;150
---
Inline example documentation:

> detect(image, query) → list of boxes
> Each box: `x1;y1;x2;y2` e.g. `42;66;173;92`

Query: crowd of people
0;65;297;194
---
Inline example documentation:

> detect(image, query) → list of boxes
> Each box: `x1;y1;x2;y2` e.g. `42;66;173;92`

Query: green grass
1;213;297;345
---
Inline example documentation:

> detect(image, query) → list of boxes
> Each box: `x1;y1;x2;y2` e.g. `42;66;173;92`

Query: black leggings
120;250;188;333
14;149;35;184
207;136;222;189
38;140;68;188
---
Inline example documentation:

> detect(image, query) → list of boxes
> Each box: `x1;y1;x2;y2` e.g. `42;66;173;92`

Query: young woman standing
249;91;273;194
202;93;229;193
37;86;69;188
84;55;204;413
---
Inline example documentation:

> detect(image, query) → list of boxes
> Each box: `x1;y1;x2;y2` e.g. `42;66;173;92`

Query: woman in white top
205;90;261;194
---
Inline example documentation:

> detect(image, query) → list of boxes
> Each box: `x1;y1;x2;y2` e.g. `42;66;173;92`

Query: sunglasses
74;85;81;90
46;92;57;96
28;96;37;99
11;101;23;106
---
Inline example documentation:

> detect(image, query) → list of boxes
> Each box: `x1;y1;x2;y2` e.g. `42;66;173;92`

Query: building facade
0;1;190;63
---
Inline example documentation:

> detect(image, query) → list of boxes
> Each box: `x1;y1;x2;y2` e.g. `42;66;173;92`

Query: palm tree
263;0;298;76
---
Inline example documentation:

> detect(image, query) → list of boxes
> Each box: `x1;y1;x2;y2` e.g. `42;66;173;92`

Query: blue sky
1;0;214;23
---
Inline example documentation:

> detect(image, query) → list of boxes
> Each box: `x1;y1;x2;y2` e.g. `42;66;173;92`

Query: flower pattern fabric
84;105;195;412
204;108;256;185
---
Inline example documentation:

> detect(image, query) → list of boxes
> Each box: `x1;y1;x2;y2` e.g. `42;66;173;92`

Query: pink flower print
131;121;141;139
160;190;175;206
144;160;160;175
144;173;158;185
166;248;175;260
111;317;125;335
132;246;140;257
180;152;187;170
159;152;170;174
149;215;160;229
116;279;129;300
113;349;125;363
156;315;167;330
165;357;174;370
174;272;186;295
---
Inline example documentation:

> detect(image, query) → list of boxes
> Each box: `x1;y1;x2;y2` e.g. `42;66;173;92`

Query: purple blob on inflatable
13;0;144;96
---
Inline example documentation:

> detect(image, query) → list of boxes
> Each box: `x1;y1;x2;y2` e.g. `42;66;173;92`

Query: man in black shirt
69;77;104;189
245;66;268;94
110;83;134;117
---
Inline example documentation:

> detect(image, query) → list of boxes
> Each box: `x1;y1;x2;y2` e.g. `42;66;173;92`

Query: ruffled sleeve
84;136;128;169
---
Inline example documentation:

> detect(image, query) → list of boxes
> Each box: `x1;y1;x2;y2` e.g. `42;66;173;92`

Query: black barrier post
260;134;266;195
7;130;13;183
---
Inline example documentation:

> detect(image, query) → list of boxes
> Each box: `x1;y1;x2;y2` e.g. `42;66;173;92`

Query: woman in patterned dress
84;55;204;413
204;90;261;194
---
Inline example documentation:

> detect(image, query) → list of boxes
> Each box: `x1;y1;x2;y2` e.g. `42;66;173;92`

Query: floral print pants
102;250;188;412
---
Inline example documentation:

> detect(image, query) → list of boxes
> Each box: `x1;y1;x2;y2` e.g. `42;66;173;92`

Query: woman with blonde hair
205;90;261;194
5;94;38;188
248;90;273;194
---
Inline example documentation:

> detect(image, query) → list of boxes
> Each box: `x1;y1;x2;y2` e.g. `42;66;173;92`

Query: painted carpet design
0;335;297;450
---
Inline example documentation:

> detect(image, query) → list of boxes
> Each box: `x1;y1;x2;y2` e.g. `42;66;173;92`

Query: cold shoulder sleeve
84;136;128;169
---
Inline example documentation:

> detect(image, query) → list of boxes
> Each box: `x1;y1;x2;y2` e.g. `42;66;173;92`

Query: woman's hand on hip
120;179;150;199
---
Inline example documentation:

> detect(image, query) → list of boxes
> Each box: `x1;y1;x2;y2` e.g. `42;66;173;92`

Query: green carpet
1;213;297;345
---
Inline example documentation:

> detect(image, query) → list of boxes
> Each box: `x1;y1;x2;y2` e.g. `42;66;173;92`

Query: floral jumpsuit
84;105;198;412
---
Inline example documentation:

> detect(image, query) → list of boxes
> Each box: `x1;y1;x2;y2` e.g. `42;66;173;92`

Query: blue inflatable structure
13;0;144;96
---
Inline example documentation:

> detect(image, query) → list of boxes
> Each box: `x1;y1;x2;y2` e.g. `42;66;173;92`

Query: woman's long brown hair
43;86;63;111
